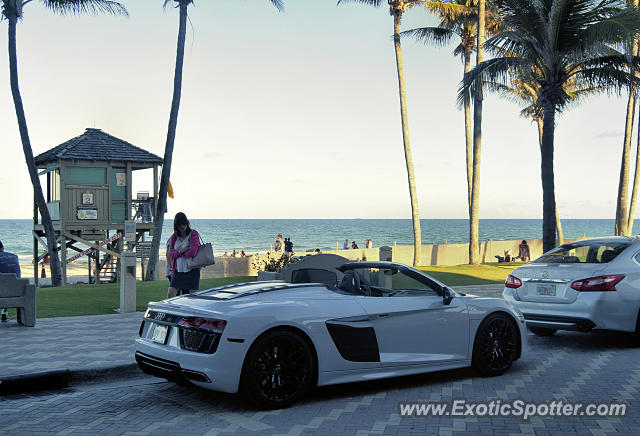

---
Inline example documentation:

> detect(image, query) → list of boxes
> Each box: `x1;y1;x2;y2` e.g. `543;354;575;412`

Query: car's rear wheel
472;313;519;376
240;330;315;409
527;326;557;336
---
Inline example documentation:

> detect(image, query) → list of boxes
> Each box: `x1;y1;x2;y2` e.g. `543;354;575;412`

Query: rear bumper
135;351;212;384
503;287;638;332
522;313;596;332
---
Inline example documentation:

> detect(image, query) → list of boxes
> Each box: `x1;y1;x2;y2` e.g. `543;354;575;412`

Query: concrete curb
0;363;143;395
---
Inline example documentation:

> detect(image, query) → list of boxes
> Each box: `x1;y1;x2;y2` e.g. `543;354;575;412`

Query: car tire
472;312;519;377
240;330;315;409
527;326;557;336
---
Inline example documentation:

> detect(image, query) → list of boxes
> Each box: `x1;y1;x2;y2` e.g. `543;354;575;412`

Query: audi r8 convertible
136;261;526;408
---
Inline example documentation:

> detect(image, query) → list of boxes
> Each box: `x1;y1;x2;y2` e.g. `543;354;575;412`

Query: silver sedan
503;236;640;337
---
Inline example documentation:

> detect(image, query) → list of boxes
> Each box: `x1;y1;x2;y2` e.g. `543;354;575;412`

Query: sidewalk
0;284;505;395
0;311;145;394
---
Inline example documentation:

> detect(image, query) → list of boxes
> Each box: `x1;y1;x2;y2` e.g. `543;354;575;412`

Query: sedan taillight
570;275;625;292
505;274;522;289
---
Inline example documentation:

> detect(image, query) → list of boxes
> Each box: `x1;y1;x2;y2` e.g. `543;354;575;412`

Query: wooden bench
0;273;36;327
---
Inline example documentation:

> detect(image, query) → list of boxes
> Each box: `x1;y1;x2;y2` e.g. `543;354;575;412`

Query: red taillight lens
570;275;625;292
178;317;227;331
505;274;522;289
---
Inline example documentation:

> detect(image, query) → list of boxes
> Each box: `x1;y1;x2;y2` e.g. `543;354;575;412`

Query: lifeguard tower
33;128;163;285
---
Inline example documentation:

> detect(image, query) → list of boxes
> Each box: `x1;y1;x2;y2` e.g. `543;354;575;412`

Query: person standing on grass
166;212;201;298
0;240;21;322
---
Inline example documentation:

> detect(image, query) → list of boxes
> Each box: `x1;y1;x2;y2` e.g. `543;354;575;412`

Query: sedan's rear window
535;241;630;264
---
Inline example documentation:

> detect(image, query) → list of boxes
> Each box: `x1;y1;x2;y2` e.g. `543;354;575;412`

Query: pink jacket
167;229;200;273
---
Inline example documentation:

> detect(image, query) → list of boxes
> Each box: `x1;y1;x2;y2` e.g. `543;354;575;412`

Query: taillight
570;275;625;292
505;274;522;289
178;317;227;332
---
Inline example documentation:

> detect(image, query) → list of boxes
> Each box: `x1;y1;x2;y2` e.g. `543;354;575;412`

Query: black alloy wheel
241;330;315;409
472;313;519;376
527;326;557;336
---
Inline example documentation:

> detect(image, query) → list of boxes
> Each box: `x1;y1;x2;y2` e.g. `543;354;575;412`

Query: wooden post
153;164;158;218
61;235;67;285
126;162;132;221
33;199;38;287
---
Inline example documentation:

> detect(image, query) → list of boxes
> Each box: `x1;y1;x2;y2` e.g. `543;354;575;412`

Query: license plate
536;284;556;296
151;324;168;344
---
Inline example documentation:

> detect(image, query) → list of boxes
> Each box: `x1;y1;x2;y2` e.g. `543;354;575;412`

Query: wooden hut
33;128;163;285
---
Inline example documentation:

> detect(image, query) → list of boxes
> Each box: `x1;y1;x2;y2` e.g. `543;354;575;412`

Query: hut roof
34;128;163;166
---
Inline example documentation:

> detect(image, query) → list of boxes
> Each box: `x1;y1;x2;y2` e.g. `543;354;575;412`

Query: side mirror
442;287;455;305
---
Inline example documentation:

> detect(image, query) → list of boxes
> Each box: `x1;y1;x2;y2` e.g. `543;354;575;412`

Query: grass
417;262;523;286
30;276;256;319
8;262;517;319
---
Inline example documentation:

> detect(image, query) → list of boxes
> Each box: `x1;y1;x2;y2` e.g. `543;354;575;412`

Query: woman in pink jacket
166;212;201;298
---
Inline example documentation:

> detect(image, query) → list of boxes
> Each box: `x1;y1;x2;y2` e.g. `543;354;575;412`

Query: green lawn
417;262;523;286
11;262;517;319
30;276;256;319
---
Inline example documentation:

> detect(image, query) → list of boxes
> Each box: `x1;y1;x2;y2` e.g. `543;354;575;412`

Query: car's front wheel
527;326;557;336
240;330;315;409
472;312;519;376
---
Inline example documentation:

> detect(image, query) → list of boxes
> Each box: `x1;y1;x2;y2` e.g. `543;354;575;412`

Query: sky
0;0;632;220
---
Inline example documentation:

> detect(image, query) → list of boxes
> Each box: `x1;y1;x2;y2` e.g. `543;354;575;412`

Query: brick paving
1;284;639;435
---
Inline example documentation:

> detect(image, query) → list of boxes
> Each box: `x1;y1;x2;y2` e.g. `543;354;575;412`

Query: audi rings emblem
154;312;166;321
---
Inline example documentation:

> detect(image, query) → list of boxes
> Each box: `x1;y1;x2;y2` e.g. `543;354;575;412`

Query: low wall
155;237;580;279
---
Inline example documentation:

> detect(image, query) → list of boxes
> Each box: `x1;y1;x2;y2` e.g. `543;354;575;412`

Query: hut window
66;167;107;185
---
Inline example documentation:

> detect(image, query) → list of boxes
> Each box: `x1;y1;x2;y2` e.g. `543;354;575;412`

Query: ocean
0;218;635;262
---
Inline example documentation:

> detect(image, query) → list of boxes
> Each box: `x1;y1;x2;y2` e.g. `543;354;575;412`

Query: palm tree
338;0;424;266
402;0;501;263
2;0;128;287
616;0;639;236
145;0;285;280
461;0;640;253
487;74;602;245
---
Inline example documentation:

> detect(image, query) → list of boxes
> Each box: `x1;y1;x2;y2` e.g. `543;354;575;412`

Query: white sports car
136;261;527;408
504;236;640;337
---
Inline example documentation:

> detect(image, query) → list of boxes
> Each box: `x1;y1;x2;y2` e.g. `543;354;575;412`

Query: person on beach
519;240;531;262
343;239;349;250
240;250;246;257
284;237;293;254
0;240;21;322
352;240;359;249
274;234;284;252
166;212;201;298
365;239;372;249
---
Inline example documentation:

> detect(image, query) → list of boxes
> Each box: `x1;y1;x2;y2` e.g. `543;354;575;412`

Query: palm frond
336;0;382;6
401;27;457;46
41;0;128;16
458;56;531;106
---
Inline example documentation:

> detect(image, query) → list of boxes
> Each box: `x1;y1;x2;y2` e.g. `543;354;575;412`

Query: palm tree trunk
393;11;422;267
616;0;638;236
469;0;485;265
537;118;563;244
464;48;473;211
615;81;636;236
7;16;63;286
625;9;640;236
541;102;557;252
145;1;189;280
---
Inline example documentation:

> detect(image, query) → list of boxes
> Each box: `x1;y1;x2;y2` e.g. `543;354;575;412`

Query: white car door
353;268;469;367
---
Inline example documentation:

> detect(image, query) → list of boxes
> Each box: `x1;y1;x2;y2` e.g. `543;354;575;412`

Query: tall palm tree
402;0;500;263
402;1;477;218
2;0;128;287
616;0;639;236
460;0;640;253
338;0;424;266
487;75;602;244
145;0;285;280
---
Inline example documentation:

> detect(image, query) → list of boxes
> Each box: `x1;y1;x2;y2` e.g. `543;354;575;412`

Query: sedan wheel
527;326;557;336
241;330;315;409
472;313;519;376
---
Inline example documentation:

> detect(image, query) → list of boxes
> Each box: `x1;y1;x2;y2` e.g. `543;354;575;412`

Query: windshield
535;241;630;264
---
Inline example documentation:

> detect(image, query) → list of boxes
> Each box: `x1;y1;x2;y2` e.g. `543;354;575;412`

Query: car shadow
527;329;639;350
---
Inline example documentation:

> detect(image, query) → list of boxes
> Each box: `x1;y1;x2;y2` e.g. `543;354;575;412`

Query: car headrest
600;250;616;263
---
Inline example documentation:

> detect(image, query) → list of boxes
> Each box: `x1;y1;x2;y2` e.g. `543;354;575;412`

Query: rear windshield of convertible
534;241;630;264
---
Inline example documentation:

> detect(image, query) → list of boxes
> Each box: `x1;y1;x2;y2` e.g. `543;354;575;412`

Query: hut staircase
98;254;118;284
